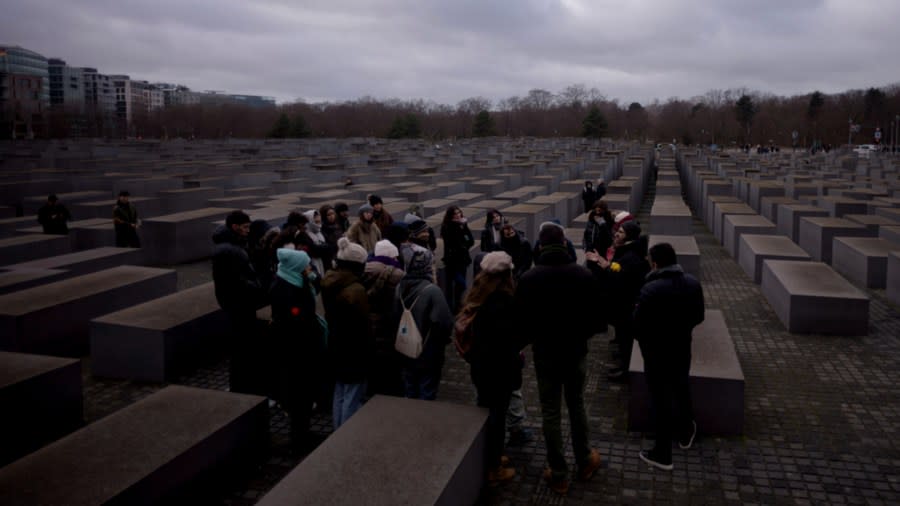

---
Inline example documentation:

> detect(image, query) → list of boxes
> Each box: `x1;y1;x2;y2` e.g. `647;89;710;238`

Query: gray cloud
4;0;898;106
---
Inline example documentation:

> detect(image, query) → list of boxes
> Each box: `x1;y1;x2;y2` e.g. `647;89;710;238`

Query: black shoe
639;450;673;471
679;420;697;450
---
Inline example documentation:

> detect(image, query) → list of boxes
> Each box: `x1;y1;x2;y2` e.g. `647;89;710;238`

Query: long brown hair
463;268;515;308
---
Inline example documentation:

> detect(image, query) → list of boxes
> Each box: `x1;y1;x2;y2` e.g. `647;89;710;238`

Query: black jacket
441;221;474;269
633;265;705;356
211;225;262;318
37;203;71;234
588;236;650;327
500;231;533;279
581;187;597;212
468;290;523;392
480;225;503;252
582;213;613;254
269;276;325;407
514;247;603;369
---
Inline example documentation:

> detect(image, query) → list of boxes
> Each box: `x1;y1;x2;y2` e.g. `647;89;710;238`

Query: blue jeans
333;381;367;430
401;352;445;400
506;388;526;430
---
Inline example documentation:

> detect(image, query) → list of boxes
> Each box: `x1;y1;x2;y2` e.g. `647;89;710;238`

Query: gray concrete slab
888;251;900;307
0;351;82;466
0;266;177;356
141;208;231;265
2;247;144;275
798;216;874;264
712;202;756;243
723;214;776;260
776;204;829;242
257;395;487;506
91;282;228;381
0;385;267;506
738;234;811;284
0;234;71;266
629;310;744;435
0;268;70;295
831;237;896;289
760;260;869;335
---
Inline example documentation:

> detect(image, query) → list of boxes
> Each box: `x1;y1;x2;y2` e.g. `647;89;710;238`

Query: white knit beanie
337;237;368;265
374;239;399;259
480;251;514;274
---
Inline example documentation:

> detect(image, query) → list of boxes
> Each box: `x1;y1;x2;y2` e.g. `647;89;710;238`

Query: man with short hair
113;191;140;247
633;242;705;471
212;210;265;394
37;194;72;235
514;224;604;495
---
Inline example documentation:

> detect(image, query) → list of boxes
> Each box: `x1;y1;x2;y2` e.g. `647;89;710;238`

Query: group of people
35;191;142;248
210;191;706;494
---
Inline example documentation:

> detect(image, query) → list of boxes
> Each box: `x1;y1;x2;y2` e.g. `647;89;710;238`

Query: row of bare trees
44;83;900;147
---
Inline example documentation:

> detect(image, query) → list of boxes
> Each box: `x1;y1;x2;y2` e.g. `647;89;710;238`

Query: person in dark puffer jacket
212;210;266;394
633;242;705;471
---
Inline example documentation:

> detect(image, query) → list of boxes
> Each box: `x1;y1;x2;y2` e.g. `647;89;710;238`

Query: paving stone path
78;176;900;505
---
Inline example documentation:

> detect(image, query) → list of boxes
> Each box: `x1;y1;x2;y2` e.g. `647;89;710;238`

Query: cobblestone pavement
80;180;900;505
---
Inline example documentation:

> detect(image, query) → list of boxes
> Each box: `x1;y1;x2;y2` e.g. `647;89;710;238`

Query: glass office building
0;45;50;106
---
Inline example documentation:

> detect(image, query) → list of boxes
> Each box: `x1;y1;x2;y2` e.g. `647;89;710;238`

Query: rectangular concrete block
738;235;811;283
258;395;488;506
629;310;744;436
0;351;83;466
888;251;900;307
761;260;869;335
723;214;776;260
712;203;755;243
0;385;267;506
0;266;177;356
0;235;71;266
776;204;829;242
831;237;895;288
0;268;70;295
2;247;144;275
90;282;229;381
798;217;874;264
141;207;231;265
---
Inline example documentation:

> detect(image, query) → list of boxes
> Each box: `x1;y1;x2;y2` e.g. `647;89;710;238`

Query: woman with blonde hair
456;251;523;485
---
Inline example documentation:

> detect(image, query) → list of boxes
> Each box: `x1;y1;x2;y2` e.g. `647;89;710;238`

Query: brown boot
578;449;602;481
542;467;570;495
500;455;510;467
488;466;516;485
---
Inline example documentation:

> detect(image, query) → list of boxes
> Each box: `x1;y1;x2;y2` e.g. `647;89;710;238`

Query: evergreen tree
289;113;311;138
387;113;421;138
268;113;290;138
582;106;608;138
734;95;756;141
473;110;496;137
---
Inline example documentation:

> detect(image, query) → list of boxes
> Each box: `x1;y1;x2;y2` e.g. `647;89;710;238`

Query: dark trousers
613;322;635;370
443;267;467;314
535;355;591;480
401;352;445;400
475;383;513;469
643;344;694;462
115;226;141;248
228;315;269;395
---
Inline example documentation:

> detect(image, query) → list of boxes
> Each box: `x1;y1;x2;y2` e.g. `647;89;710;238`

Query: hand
585;250;601;263
597;257;610;269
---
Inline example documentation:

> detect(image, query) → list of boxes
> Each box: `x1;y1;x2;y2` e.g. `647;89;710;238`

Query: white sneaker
679;420;697;450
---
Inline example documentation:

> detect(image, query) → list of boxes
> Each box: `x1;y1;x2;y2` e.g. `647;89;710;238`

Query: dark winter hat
368;194;383;206
118;190;130;197
225;210;251;227
621;220;642;241
384;221;410;246
539;223;565;246
334;202;349;214
358;203;374;215
408;219;429;237
48;194;58;202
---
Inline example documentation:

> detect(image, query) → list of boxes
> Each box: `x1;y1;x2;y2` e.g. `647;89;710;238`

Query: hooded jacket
582;211;613;254
514;247;602;369
633;264;705;357
321;268;373;383
212;225;262;317
394;277;454;365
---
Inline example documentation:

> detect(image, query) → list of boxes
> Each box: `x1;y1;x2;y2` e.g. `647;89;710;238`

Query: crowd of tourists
208;193;705;495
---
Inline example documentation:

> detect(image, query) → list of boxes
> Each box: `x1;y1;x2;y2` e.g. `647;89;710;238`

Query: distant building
194;90;275;108
0;45;50;138
48;58;86;113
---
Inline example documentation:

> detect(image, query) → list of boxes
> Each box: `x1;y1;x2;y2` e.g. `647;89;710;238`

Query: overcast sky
4;0;899;106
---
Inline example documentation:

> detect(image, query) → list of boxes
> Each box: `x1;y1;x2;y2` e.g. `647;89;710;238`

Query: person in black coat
440;206;474;313
37;194;72;235
480;209;505;253
633;242;705;471
582;199;614;256
457;251;522;484
514;224;604;494
581;181;597;214
499;223;533;279
586;220;650;381
269;248;326;452
212;210;266;394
